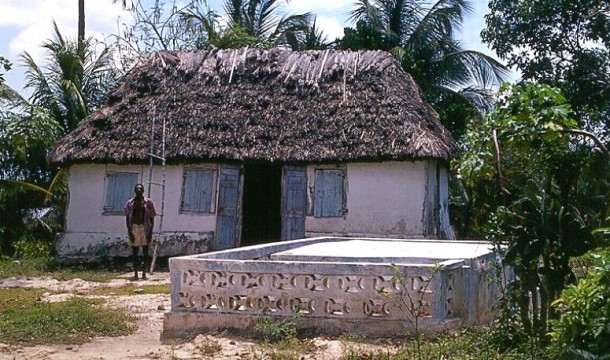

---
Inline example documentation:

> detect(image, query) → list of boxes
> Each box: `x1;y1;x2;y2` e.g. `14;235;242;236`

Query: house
48;48;459;261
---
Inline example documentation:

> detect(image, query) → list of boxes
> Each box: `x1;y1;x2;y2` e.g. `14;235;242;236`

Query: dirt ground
0;271;399;360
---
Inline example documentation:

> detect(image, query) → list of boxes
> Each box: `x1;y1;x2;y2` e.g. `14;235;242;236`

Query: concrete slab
269;239;495;264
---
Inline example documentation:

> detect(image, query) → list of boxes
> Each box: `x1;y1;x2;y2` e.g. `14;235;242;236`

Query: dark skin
126;184;153;280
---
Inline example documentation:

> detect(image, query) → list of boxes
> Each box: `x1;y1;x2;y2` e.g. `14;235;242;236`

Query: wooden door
281;166;307;240
215;164;242;250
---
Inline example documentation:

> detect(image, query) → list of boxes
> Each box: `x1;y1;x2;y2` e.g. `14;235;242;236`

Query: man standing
125;183;156;280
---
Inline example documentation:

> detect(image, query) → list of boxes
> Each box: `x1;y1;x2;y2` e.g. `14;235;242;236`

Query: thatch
49;48;459;165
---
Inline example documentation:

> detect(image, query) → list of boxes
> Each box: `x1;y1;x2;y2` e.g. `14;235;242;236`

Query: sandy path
0;272;390;359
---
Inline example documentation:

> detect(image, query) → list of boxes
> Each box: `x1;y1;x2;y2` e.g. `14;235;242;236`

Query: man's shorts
131;224;149;246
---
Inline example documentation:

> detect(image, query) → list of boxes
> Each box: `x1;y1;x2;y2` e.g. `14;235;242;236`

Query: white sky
0;0;497;93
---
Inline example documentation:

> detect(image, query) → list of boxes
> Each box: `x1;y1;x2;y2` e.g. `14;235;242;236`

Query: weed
254;313;301;342
196;337;223;356
257;337;316;360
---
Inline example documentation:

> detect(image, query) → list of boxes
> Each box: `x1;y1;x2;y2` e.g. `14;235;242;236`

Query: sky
0;0;497;94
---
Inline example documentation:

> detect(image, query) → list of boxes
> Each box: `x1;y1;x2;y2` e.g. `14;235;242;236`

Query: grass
0;255;170;347
0;256;128;282
0;255;168;282
338;328;549;360
0;287;136;345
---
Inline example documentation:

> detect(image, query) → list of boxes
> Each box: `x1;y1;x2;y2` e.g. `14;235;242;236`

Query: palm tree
21;22;119;135
0;24;119;256
343;0;510;136
290;17;332;50
223;0;312;49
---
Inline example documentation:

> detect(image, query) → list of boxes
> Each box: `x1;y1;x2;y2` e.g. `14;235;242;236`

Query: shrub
549;250;610;359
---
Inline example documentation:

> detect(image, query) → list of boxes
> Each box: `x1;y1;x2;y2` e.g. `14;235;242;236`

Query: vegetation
0;288;135;345
548;249;610;359
1;0;610;357
483;0;610;132
0;24;121;257
338;0;510;138
457;82;610;341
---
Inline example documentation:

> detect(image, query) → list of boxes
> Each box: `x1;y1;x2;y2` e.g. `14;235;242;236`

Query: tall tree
482;0;610;136
340;0;510;138
457;83;610;341
0;24;120;255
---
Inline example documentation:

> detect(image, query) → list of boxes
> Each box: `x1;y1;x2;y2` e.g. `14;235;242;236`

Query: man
125;183;156;280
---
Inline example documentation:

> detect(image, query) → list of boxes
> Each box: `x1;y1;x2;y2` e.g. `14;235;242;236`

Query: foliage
0;24;119;257
254;313;300;342
223;0;312;50
549;249;610;359
338;0;510;138
482;0;610;134
457;82;610;341
114;0;324;67
114;0;217;66
0;55;10;84
0;288;135;345
339;328;548;359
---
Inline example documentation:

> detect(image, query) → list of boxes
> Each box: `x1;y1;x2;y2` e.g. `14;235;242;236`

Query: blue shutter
182;169;215;213
314;169;345;217
215;165;241;250
104;172;138;213
282;166;307;240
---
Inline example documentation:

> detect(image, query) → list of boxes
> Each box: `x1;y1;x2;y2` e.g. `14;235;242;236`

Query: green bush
13;235;53;259
549;250;610;359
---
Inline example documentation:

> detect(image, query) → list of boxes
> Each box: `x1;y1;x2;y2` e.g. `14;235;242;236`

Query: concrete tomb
162;237;506;339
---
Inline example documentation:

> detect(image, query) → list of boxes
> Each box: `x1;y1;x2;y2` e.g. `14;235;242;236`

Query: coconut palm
291;17;332;50
223;0;312;49
344;0;510;136
21;22;119;135
0;24;119;256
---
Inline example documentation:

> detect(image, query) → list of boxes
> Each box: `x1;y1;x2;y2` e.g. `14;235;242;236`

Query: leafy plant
549;249;610;359
457;82;610;342
254;313;300;342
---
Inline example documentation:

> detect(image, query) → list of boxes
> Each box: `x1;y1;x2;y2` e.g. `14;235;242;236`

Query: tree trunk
78;0;85;46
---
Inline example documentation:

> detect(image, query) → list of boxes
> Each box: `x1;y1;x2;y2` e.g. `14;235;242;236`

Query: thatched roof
49;48;458;165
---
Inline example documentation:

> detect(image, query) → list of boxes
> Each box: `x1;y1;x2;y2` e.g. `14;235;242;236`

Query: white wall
66;163;217;234
304;161;428;238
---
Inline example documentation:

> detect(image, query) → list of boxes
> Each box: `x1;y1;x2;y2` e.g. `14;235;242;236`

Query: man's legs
132;246;139;280
142;245;149;280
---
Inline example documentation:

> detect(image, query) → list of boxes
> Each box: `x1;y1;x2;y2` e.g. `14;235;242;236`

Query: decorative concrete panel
162;237;506;339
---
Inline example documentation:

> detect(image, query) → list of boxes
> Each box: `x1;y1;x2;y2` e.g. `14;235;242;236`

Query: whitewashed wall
57;163;216;261
66;164;217;233
304;161;429;238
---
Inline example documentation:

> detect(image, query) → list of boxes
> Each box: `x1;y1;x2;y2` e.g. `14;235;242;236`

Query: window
313;169;346;217
181;168;216;214
104;172;139;214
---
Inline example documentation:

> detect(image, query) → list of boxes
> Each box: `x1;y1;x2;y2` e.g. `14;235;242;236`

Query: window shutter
314;169;345;217
181;169;215;213
104;172;138;213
